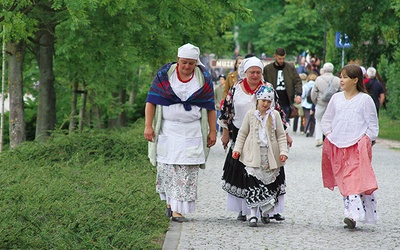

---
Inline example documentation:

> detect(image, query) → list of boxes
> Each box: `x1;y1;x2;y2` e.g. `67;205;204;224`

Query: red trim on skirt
321;135;378;196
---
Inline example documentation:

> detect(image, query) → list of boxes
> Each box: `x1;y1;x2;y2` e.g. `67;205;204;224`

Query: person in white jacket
232;85;288;227
321;64;379;230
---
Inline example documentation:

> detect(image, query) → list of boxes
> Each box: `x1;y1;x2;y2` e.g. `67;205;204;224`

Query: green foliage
0;119;169;249
256;3;324;57
238;0;282;56
378;53;400;119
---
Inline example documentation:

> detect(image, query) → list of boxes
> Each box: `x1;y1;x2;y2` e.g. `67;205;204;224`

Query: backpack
306;87;313;103
321;77;339;102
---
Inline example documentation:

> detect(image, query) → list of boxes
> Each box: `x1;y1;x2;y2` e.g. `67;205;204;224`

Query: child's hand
232;151;240;159
280;155;288;162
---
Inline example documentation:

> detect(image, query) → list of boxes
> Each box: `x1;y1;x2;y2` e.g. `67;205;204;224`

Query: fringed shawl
146;62;215;111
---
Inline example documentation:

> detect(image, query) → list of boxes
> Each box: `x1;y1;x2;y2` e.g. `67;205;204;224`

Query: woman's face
257;99;272;112
245;66;262;85
340;70;358;92
177;58;197;76
236;59;243;69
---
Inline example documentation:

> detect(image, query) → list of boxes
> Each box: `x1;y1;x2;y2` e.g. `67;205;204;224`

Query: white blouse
157;72;204;165
232;84;254;129
321;92;378;148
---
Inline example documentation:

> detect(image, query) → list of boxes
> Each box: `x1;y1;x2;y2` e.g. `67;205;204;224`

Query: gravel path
162;132;400;250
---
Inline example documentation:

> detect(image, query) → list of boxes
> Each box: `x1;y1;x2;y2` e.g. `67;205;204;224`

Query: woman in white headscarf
144;43;216;222
218;56;290;225
232;85;288;227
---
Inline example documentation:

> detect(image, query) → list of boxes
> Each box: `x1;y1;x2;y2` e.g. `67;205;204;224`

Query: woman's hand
286;133;293;147
207;130;217;148
144;126;155;142
221;128;230;149
280;155;288;162
232;151;240;159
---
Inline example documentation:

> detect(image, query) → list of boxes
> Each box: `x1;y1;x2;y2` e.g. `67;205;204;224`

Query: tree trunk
128;90;136;105
35;26;56;141
8;41;26;148
108;92;120;129
69;82;78;133
119;89;127;127
78;84;87;131
89;91;103;129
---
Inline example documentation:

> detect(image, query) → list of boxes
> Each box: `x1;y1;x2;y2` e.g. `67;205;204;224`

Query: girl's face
340;70;358;92
257;99;272;111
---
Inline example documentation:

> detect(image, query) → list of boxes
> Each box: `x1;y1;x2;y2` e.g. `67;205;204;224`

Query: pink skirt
321;135;378;196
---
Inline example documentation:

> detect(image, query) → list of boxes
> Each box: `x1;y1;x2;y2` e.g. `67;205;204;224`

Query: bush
379;53;400;119
0;119;169;249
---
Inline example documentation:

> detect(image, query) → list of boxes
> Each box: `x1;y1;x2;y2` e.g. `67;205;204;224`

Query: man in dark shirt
263;48;303;122
365;67;385;116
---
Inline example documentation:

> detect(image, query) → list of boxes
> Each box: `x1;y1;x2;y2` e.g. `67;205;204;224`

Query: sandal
237;211;247;221
343;217;356;229
165;206;172;217
248;216;258;227
259;208;270;224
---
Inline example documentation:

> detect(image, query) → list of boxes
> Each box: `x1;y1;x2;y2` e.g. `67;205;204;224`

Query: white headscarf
177;43;205;67
254;85;277;130
238;56;264;79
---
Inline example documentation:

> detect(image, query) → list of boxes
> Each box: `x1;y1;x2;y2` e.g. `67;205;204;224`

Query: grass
379;109;400;142
0;119;169;249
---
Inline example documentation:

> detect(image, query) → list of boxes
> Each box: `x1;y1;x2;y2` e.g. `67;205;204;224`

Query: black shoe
248;217;258;227
261;215;270;224
165;207;172;217
343;217;356;229
171;216;189;223
237;211;247;221
270;213;285;221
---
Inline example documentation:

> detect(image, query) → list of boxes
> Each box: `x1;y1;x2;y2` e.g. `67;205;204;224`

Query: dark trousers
303;108;315;137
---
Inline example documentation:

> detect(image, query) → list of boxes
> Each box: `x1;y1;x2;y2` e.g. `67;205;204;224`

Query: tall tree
7;41;26;148
256;2;324;58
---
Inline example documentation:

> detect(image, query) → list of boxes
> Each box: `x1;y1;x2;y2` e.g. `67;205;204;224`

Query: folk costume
233;85;288;217
218;57;288;218
146;44;215;215
321;91;379;226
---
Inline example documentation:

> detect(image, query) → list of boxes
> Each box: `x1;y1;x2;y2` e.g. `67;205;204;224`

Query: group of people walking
143;43;380;230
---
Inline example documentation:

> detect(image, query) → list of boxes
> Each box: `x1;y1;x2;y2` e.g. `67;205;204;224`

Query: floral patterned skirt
156;162;199;214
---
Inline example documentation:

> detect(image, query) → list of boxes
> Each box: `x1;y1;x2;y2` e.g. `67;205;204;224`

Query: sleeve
311;82;318;104
292;67;303;96
321;94;336;135
364;95;379;141
233;111;251;153
301;84;307;99
218;85;236;130
274;111;289;156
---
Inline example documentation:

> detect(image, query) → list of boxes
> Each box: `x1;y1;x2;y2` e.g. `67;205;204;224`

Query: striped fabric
146;62;215;111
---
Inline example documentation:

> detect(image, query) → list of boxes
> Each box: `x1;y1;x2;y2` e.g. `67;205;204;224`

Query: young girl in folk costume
321;64;379;229
232;85;288;227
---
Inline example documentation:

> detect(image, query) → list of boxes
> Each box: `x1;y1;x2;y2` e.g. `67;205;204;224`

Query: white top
157;72;204;165
232;84;254;129
321;92;378;148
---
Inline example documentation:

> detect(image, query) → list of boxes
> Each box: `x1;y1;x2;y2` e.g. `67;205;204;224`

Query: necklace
176;65;194;83
243;78;261;94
